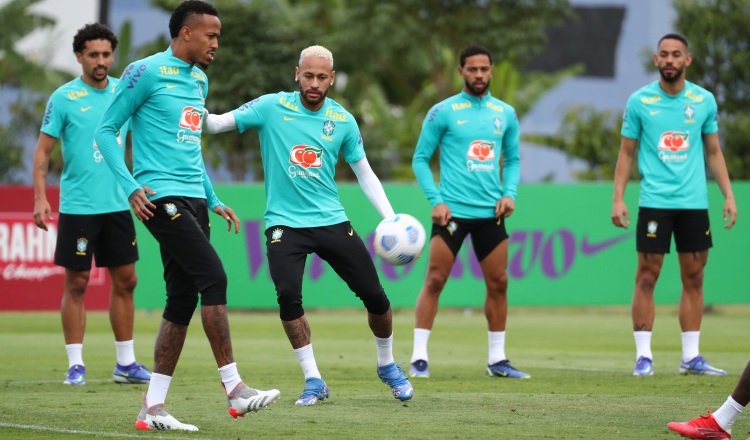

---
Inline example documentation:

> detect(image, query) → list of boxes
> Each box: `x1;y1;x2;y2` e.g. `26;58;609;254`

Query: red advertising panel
0;186;111;310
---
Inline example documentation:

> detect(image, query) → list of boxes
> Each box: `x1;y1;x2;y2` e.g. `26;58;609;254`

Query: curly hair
72;23;118;54
459;45;492;67
169;0;219;39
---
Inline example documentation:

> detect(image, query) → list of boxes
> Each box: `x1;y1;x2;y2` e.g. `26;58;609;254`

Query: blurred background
5;0;749;185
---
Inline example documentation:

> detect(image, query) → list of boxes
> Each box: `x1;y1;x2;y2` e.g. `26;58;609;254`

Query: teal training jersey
621;80;718;209
412;90;521;219
40;76;129;214
95;47;221;208
232;91;365;229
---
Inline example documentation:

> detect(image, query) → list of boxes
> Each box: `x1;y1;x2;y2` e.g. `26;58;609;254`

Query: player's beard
465;78;490;96
300;86;328;108
659;65;683;83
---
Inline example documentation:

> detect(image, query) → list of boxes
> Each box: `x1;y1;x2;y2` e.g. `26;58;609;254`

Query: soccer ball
374;214;426;265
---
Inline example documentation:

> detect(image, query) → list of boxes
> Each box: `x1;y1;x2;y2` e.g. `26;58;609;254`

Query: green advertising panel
133;183;749;310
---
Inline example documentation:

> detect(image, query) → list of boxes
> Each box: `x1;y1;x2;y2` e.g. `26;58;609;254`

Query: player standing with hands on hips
32;23;151;387
95;0;279;431
611;33;737;377
203;45;414;406
409;44;527;380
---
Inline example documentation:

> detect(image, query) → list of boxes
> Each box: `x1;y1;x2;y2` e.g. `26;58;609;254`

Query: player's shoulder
625;81;660;106
423;93;461;123
234;91;285;114
684;80;716;103
487;93;517;115
48;77;85;103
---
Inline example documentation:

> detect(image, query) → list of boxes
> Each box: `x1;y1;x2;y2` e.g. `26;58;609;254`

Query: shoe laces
299;378;326;399
379;363;409;387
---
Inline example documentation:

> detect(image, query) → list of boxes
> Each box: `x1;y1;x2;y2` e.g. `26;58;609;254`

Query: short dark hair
169;0;219;39
658;33;689;50
72;23;117;54
459;45;492;67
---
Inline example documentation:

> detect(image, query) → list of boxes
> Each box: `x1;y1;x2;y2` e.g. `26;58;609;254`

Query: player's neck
81;74;108;90
658;78;686;96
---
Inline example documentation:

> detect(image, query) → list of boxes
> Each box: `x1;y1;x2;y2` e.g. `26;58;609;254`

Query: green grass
1;305;749;439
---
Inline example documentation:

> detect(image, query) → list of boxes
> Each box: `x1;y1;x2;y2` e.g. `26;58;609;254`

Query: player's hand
129;186;157;221
33;199;53;231
431;203;451;227
723;198;737;230
611;200;629;229
496;197;515;219
213;204;240;234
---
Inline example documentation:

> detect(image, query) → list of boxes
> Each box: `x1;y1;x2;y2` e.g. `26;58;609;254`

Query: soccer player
611;33;737;376
32;23;150;386
95;1;279;431
203;45;414;406
408;44;526;380
667;359;750;439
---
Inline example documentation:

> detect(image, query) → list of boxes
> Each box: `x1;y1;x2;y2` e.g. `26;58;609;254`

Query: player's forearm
707;150;735;201
203;111;237;134
612;148;634;202
352;158;394;219
31;149;49;202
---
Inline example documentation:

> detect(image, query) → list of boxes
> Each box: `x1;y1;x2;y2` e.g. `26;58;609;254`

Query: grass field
1;305;749;439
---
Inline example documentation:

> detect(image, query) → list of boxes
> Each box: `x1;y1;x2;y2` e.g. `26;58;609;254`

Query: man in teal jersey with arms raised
95;1;279;431
203;45;414;406
32;23;150;387
612;33;737;377
409;44;527;380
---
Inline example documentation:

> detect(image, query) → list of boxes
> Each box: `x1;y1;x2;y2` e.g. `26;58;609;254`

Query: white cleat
225;381;281;418
134;394;199;432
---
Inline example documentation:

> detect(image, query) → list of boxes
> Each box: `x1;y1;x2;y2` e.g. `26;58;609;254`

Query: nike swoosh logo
283;116;296;121
166;85;177;89
132;238;136;246
457;120;468;125
80;107;92;112
348;228;354;236
649;110;660;116
705;229;710;235
580;232;633;255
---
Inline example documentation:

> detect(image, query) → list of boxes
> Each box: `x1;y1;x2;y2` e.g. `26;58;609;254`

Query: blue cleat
64;364;86;385
295;377;329;406
409;359;430;378
113;362;152;384
679;355;727;376
377;362;414;401
486;360;530;379
633;356;654;376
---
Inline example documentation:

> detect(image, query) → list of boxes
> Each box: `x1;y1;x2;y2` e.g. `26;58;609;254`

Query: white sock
411;328;431;363
375;333;395;367
145;372;171;407
633;331;653;360
294;344;321;379
681;331;700;362
714;396;745;432
488;331;507;365
218;362;242;394
115;340;136;366
65;343;83;368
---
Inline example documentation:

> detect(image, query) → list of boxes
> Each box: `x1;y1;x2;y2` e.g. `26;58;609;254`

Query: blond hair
299;45;333;68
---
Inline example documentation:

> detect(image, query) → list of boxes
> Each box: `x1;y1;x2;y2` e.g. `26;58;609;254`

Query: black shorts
54;211;138;271
431;217;509;262
636;207;713;254
265;221;388;321
141;196;227;308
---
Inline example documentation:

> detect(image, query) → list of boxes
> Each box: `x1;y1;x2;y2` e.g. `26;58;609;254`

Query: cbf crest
493;116;502;133
684;104;695;121
271;228;284;243
76;238;88;256
323;120;335;137
647;221;658;238
164;203;181;220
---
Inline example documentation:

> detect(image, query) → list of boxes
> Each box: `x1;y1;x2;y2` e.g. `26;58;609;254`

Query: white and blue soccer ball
374;214;426;266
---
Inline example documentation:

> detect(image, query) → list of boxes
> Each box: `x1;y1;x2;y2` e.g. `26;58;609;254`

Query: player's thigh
265;226;309;296
54;213;100;271
674;209;712;253
636;207;676;254
470;217;509;263
316;222;382;292
93;210;138;268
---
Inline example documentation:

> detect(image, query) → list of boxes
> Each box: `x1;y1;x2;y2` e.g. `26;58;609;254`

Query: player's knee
681;271;704;291
164;296;199;326
277;290;303;321
424;270;449;293
361;286;391;316
486;273;509;296
112;272;138;296
199;271;228;306
66;272;90;298
636;272;658;293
